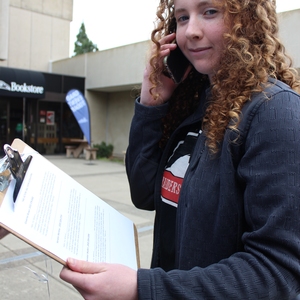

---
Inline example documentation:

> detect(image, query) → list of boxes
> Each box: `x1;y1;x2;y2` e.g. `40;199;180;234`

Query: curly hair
149;0;300;153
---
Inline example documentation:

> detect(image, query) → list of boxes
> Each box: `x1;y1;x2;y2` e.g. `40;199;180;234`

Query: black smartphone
163;45;190;84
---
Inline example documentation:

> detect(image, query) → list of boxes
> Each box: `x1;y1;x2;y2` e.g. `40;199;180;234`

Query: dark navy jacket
126;78;300;299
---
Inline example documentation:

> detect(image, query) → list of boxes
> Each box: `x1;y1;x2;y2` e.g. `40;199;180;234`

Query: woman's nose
185;18;203;40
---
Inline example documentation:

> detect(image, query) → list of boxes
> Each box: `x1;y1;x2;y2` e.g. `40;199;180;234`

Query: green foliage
73;23;99;56
93;142;114;158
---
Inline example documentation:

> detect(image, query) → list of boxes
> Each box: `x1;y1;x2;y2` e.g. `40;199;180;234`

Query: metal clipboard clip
3;144;32;202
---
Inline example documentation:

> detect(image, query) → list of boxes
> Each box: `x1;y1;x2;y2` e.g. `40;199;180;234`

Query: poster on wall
46;111;55;125
39;110;46;123
65;89;91;145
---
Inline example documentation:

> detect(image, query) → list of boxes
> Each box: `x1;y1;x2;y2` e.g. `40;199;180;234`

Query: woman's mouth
189;47;211;53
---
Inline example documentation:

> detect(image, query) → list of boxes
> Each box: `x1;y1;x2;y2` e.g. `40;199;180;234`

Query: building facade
52;42;149;157
1;0;299;157
52;8;300;157
0;0;85;155
0;0;72;71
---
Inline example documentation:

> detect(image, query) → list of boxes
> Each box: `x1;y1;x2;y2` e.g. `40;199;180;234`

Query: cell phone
163;45;190;84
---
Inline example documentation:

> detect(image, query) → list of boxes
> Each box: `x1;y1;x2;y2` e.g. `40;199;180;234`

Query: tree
73;23;99;56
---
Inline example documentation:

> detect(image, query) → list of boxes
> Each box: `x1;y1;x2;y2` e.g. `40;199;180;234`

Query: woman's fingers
66;257;107;274
157;33;177;58
60;260;138;300
140;32;181;105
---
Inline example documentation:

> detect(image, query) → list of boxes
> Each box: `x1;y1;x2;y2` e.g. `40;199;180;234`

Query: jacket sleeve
137;89;300;299
125;99;169;210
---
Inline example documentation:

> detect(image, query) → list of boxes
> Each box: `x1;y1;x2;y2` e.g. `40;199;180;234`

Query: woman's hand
140;33;190;106
0;227;9;239
60;258;138;300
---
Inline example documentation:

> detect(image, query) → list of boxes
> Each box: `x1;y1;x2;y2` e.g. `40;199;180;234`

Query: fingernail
68;258;75;265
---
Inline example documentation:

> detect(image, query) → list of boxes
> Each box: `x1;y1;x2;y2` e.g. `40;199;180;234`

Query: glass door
0;97;29;156
9;98;24;142
0;100;8;157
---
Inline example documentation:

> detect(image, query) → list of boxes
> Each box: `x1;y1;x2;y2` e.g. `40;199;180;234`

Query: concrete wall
105;91;136;156
0;0;9;61
9;0;73;20
85;90;107;147
53;40;150;91
77;89;136;156
50;53;87;76
85;42;149;92
0;0;72;71
278;9;300;68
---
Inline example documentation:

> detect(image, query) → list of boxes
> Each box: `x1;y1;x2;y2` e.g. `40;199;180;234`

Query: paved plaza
0;155;154;300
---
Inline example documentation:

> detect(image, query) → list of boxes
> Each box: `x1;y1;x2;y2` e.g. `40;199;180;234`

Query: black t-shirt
159;123;202;271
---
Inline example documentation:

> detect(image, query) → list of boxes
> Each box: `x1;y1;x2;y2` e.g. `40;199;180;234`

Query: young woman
60;0;300;299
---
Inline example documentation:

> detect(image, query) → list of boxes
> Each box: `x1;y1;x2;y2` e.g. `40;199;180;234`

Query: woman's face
174;0;227;81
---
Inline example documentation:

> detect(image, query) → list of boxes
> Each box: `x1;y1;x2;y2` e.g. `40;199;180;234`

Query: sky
69;0;300;56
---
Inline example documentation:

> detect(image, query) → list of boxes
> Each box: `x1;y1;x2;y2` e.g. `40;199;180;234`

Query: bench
65;145;76;158
85;148;98;160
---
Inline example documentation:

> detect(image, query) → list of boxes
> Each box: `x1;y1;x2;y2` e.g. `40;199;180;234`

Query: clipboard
0;139;140;269
0;139;66;263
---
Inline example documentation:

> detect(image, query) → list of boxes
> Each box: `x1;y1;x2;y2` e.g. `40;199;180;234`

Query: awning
0;67;45;98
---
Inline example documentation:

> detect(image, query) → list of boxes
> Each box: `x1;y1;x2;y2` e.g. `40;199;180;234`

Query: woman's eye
204;9;218;16
177;15;189;22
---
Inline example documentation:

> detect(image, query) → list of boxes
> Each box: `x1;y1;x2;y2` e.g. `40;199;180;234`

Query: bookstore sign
0;67;45;98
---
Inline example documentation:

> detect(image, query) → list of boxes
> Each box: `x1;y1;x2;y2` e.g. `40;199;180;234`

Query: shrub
93;142;114;158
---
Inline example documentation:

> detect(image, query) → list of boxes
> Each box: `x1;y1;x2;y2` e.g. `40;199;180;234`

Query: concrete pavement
0;155;155;300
